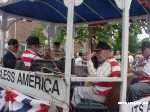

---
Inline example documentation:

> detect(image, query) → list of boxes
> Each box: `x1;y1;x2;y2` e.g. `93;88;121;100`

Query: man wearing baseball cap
127;41;150;102
21;36;42;70
3;39;20;69
71;41;121;108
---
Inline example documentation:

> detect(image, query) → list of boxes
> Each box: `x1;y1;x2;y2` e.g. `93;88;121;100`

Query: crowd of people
2;36;150;112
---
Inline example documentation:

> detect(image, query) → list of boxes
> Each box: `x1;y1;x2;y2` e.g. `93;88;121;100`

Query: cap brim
93;48;102;51
8;44;20;46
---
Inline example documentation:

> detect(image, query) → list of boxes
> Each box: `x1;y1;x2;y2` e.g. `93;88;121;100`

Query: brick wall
8;20;39;43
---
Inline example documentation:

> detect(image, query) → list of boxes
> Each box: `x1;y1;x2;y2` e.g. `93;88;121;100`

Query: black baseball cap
54;42;60;46
94;41;111;51
8;39;18;46
26;36;41;45
140;41;150;51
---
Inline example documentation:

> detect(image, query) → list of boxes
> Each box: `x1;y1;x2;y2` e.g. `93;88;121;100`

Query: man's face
141;47;150;58
32;45;41;53
10;44;19;53
116;51;120;55
95;49;109;62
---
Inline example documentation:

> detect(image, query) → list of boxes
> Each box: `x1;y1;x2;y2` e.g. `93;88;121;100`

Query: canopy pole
0;13;7;64
120;0;132;111
143;15;150;41
72;26;75;59
48;24;55;49
64;0;74;111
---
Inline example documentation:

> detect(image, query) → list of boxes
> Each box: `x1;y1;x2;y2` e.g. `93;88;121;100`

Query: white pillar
147;16;150;41
14;19;17;39
0;14;7;64
72;26;75;58
64;0;74;111
119;0;132;111
48;24;55;49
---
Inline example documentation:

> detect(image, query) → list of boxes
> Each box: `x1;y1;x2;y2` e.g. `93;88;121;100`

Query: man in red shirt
71;41;121;107
21;36;42;70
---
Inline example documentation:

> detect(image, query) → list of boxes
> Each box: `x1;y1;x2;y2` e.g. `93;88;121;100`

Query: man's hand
128;67;133;73
87;48;94;61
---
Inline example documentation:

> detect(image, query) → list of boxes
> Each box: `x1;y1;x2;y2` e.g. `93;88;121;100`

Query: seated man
71;41;121;107
21;36;42;70
21;36;55;71
127;41;150;102
3;39;20;69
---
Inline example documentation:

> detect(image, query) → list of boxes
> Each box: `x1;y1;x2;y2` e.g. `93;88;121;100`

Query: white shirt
128;55;134;64
75;57;83;66
87;60;111;77
137;56;150;76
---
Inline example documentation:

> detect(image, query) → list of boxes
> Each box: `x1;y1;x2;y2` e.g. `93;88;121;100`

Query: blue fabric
0;0;150;23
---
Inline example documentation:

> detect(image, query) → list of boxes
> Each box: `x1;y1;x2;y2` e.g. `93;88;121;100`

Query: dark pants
127;82;150;102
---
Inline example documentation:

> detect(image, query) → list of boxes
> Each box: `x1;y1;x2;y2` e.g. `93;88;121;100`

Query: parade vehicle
0;0;149;112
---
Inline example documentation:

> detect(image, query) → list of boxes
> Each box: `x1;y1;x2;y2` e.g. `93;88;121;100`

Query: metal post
64;0;74;111
48;24;55;49
120;0;132;111
14;19;17;39
0;14;7;64
72;26;75;59
148;16;150;41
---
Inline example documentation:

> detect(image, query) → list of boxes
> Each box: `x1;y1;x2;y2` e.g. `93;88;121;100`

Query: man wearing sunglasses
127;41;150;102
71;41;121;108
3;39;20;69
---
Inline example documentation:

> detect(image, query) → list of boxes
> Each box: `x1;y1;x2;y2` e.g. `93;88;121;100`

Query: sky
137;28;149;41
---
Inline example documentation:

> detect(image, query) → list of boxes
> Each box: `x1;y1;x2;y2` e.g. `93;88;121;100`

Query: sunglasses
13;45;19;48
95;50;103;54
34;45;41;48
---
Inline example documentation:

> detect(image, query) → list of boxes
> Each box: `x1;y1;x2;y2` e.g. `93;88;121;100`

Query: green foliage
31;24;48;54
94;22;143;54
54;27;66;44
31;21;144;55
31;24;47;44
128;23;142;53
75;27;89;46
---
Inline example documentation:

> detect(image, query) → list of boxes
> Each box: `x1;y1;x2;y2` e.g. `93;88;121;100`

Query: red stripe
5;90;18;103
138;77;150;81
96;82;114;87
97;89;111;96
139;0;146;2
95;57;121;96
139;63;146;67
110;61;119;66
111;71;121;77
146;1;150;8
21;57;33;62
107;56;115;60
35;103;50;112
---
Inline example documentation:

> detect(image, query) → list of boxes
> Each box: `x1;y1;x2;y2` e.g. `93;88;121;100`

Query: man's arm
128;58;150;77
128;68;148;77
87;60;111;77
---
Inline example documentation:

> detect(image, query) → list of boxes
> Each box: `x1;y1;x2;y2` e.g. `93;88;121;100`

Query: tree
54;27;66;44
31;24;47;44
31;24;48;54
94;22;142;54
31;21;144;55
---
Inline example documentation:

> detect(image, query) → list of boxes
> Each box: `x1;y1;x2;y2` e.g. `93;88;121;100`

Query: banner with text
0;67;67;109
121;97;150;112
